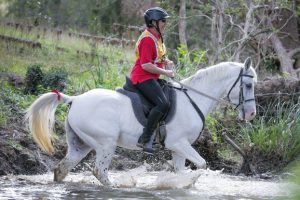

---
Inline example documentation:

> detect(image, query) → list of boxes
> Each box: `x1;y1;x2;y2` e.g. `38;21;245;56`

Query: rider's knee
159;101;170;113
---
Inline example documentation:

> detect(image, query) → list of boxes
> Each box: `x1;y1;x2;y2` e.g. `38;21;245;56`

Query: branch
222;132;246;158
191;14;212;22
288;47;300;58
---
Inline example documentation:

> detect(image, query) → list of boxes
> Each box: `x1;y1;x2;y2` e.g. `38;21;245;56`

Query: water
0;166;297;200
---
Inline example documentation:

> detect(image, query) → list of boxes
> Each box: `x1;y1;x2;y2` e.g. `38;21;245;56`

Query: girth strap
182;89;205;133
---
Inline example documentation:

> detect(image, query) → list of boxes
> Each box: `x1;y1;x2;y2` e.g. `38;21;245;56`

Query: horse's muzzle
243;108;256;121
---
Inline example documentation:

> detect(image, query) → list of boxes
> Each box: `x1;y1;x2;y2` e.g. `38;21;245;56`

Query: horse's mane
182;62;252;85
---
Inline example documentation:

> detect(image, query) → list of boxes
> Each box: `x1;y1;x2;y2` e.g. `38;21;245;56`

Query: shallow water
0;166;297;200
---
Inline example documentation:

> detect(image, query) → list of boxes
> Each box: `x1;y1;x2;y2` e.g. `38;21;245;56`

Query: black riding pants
135;79;170;133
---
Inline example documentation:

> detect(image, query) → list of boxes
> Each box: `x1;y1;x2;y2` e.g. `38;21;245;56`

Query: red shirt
130;28;164;84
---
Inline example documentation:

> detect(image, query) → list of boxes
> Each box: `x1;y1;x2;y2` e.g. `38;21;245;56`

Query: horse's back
67;89;127;135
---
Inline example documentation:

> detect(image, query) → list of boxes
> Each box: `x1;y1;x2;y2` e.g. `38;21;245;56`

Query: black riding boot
137;109;165;154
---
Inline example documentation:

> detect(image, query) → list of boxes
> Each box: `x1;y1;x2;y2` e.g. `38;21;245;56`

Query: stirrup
137;134;159;154
143;141;159;154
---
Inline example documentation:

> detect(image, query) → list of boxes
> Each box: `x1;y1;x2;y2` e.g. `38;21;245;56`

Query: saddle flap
116;77;176;127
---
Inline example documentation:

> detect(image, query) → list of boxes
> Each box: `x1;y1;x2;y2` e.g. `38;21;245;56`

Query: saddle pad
116;86;176;127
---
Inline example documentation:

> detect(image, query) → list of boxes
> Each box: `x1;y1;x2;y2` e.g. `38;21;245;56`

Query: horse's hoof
54;167;67;182
143;147;159;155
136;143;143;148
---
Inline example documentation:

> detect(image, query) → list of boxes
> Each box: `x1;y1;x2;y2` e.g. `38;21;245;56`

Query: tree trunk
178;0;187;48
210;0;225;64
233;3;255;61
269;33;297;78
266;9;299;79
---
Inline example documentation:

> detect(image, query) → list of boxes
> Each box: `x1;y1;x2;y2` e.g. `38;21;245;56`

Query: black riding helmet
144;7;169;43
144;7;169;27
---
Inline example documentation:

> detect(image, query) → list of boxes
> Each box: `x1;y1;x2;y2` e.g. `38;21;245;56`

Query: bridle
170;67;255;120
226;68;255;119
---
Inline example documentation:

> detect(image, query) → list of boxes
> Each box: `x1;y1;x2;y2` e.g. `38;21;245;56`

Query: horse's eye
245;83;252;89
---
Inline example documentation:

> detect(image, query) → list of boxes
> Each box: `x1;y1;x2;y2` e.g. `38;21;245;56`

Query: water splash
0;167;297;200
151;169;202;189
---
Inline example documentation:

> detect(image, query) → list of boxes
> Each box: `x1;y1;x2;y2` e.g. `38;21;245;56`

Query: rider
130;7;175;153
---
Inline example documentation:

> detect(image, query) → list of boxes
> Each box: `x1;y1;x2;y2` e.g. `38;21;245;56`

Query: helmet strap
154;20;164;43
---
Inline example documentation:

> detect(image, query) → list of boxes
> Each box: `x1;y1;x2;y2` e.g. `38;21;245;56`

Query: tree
178;0;187;47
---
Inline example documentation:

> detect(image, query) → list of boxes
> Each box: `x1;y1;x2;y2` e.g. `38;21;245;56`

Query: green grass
238;101;300;162
0;23;135;91
7;139;24;151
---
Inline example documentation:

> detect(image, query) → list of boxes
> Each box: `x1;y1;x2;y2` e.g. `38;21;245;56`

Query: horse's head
226;57;257;121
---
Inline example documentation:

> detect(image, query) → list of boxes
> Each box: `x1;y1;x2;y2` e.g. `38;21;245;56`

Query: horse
25;58;257;186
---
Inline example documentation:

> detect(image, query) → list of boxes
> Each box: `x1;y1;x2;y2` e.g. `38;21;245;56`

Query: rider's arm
139;38;174;77
141;63;174;77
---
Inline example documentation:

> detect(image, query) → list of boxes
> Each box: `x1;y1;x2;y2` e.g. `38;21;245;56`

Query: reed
240;100;300;162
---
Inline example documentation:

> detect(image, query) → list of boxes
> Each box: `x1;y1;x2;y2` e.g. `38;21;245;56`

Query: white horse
25;58;257;186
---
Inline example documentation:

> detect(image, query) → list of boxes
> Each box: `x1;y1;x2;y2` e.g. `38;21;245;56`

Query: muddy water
0;166;297;200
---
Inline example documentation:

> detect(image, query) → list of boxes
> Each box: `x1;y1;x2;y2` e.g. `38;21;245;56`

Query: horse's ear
244;57;252;70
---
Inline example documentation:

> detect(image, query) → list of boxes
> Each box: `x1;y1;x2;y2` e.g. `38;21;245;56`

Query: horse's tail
25;90;74;155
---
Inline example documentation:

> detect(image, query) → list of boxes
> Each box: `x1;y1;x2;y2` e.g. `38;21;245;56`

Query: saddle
116;77;176;147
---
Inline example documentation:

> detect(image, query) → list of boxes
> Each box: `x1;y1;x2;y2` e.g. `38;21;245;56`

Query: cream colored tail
25;91;73;154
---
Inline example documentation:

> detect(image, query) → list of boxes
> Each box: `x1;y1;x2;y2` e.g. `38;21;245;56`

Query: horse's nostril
251;111;256;116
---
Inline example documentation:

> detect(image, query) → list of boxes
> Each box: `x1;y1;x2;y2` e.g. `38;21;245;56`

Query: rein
169;67;255;122
170;79;229;104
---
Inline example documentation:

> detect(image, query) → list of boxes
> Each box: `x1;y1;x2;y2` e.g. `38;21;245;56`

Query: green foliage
0;110;7;127
89;62;105;89
42;68;68;91
24;64;69;94
7;139;24;151
199;3;212;14
5;0;136;35
1;82;36;119
289;160;300;199
176;44;190;66
264;56;278;72
205;115;219;143
174;44;208;79
240;101;300;161
225;5;245;17
24;64;44;95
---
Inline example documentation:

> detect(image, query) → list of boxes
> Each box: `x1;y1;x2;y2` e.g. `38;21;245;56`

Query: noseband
227;68;255;119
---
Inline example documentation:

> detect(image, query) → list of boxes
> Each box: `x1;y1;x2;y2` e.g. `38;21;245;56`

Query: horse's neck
181;65;240;116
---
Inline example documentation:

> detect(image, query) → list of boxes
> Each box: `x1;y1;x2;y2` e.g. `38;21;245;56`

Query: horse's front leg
93;143;116;186
171;152;186;171
168;140;207;170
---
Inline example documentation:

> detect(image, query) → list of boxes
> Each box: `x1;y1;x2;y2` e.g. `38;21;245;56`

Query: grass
7;139;24;151
0;23;135;91
238;101;300;163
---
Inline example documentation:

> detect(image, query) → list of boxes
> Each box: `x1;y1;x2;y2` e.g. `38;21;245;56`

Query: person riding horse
130;7;175;153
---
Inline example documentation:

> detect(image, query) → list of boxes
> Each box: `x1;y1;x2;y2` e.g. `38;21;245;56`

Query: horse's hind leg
54;120;92;182
93;143;116;186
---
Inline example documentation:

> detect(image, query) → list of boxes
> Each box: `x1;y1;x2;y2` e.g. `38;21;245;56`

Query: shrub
42;68;68;91
24;64;44;95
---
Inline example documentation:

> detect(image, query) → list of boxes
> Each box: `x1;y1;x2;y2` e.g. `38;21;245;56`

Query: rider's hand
165;60;174;70
164;69;174;78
